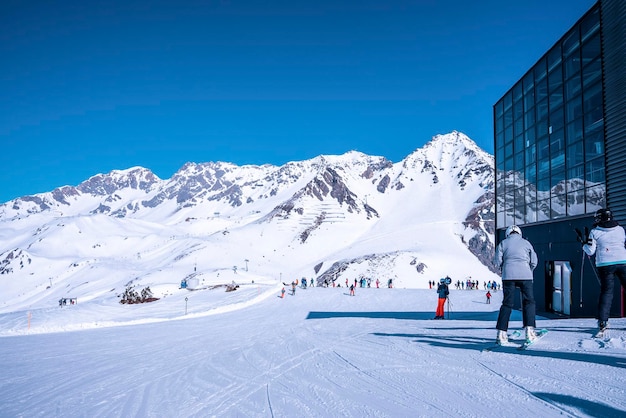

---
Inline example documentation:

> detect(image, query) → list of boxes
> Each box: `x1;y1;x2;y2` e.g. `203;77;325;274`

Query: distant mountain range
0;131;500;310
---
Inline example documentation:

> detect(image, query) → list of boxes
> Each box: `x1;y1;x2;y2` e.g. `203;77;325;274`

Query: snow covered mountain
0;131;498;311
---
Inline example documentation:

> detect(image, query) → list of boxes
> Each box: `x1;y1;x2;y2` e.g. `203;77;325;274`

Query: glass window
504;91;513;110
525;126;536;144
496;145;504;162
505;142;514;158
495;100;504;118
563;29;580;57
581;32;601;66
536;119;549;139
524;109;535;130
496;116;503;135
505;157;514;172
514;134;524;153
550;129;565;171
538;137;550;177
586;184;606;213
550;106;564;131
566;140;584;168
567;190;585;216
586;158;605;185
547;45;562;72
497;210;506;227
505;124;513;142
514;118;524;138
525;163;537;185
566;118;583;143
535;58;547;82
523;72;534;93
548;67;564;110
580;6;600;42
504;107;513;128
513;82;523;103
535;76;548;102
564;51;581;79
583;82;603;129
496;131;505;148
566;95;583;123
565;73;581;102
582;58;602;89
514;151;524;171
537;199;550;222
585;128;604;159
567;166;585;193
536;98;549;121
525;200;538;224
525;144;536;165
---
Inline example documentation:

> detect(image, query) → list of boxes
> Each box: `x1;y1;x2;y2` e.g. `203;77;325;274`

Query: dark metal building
493;0;626;318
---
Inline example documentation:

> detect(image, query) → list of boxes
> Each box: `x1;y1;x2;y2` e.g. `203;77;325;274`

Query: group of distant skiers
276;208;626;344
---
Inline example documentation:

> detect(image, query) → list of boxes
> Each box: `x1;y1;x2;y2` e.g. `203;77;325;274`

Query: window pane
567;164;585;191
564;51;581;78
563;29;580;57
582;58;602;89
550;106;564;131
547;45;562;72
566;118;583;143
565;72;581;102
585;184;606;213
525;163;537;185
586;158;605;185
566;141;584;167
536;76;548;102
583;82;603;129
581;32;601;66
537;98;549;121
567;190;585;216
525;144;536;165
550;129;565;171
566;95;583;123
585;127;604;159
580;7;600;42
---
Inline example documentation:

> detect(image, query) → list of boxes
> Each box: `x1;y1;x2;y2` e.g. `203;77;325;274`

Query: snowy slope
0;286;624;417
0;132;498;314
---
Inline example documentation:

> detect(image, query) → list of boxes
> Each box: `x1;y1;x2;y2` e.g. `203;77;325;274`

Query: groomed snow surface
1;282;625;417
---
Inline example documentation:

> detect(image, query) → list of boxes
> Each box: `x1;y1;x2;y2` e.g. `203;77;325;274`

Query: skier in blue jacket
583;208;626;336
494;225;538;345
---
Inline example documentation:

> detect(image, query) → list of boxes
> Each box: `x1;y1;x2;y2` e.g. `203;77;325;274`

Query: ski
517;329;549;350
482;341;519;352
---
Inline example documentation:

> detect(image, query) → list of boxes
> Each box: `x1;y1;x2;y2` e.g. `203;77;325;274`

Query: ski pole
580;250;585;308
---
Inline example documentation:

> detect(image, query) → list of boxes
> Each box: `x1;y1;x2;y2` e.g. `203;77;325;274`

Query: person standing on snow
494;225;538;345
582;208;626;336
434;277;450;319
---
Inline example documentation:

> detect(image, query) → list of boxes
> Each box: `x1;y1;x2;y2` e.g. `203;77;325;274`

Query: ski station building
493;0;626;318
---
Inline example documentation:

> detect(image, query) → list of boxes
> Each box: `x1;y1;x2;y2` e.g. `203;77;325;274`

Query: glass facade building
493;0;626;318
494;5;605;229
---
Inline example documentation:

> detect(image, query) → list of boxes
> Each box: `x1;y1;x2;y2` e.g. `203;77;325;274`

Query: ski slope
1;285;625;417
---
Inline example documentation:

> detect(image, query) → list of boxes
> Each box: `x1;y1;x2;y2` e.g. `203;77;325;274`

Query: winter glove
575;227;592;246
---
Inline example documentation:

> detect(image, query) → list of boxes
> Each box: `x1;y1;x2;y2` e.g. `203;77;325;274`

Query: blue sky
1;0;597;203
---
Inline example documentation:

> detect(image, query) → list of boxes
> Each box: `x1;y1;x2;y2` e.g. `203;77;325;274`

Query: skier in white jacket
583;208;626;336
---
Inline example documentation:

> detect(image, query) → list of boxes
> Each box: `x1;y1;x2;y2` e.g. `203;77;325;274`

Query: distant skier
280;287;285;298
486;291;491;304
291;281;297;296
349;284;355;296
494;225;538;346
434;277;450;319
375;278;380;288
582;208;626;337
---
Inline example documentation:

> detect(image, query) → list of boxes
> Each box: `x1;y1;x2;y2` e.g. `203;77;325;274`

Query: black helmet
594;208;613;224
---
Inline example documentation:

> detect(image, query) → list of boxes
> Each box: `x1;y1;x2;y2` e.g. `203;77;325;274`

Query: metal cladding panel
601;0;626;223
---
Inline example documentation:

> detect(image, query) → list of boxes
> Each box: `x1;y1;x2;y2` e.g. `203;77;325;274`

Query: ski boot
496;330;509;345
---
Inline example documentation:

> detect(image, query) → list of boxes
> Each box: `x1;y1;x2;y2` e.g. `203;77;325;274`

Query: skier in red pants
434;277;450;319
